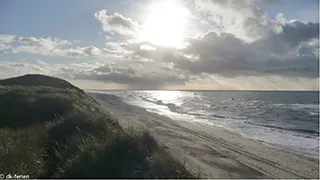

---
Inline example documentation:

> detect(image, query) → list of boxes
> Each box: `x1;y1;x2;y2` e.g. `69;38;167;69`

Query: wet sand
89;92;319;179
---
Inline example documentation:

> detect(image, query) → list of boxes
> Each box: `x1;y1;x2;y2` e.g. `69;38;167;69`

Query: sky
0;0;319;90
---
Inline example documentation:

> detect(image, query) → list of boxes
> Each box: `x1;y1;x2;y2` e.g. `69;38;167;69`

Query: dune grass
0;82;194;178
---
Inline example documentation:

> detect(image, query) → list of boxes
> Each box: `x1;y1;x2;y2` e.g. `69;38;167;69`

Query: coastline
88;92;319;179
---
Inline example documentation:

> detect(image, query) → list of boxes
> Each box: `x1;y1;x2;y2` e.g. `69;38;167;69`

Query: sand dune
89;93;319;179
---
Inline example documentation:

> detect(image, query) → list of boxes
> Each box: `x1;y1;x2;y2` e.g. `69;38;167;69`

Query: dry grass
0;77;194;179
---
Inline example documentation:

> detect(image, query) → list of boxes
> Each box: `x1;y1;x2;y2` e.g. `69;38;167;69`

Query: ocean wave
309;112;319;116
244;121;319;135
95;90;319;156
273;103;319;109
273;103;319;116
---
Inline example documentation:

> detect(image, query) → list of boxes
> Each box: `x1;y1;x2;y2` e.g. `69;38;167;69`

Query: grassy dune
0;75;194;178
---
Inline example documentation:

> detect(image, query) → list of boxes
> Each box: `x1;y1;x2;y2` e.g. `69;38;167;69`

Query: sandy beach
89;92;319;179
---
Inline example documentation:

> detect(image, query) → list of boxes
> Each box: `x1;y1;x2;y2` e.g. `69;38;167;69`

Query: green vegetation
0;74;194;178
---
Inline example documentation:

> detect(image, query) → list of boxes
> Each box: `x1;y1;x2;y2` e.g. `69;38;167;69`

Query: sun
139;1;188;47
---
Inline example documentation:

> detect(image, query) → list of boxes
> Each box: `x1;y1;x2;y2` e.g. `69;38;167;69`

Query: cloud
276;13;287;24
63;46;102;57
281;21;319;46
94;9;142;36
14;36;70;55
0;34;16;53
58;63;189;89
98;16;319;80
1;59;317;90
194;0;278;42
0;60;53;79
172;21;319;78
108;18;318;79
0;62;25;70
194;0;318;44
0;34;16;44
0;44;12;53
0;35;102;57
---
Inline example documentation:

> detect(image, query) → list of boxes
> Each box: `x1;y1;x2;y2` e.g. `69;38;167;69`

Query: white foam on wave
239;124;319;158
309;112;319;116
273;103;319;115
138;99;320;158
90;90;319;158
274;103;319;109
107;91;202;123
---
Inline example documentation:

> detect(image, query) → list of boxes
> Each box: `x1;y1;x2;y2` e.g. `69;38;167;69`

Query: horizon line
85;89;320;92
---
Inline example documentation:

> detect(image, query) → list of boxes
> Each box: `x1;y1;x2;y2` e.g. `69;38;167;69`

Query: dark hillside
0;75;194;178
0;74;83;93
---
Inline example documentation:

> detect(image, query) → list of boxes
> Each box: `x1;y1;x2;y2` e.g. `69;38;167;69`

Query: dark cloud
174;32;256;76
60;64;189;89
250;21;319;55
281;21;319;46
171;20;319;78
260;56;319;77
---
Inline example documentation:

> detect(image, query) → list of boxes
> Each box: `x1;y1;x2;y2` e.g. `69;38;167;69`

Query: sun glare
139;1;188;47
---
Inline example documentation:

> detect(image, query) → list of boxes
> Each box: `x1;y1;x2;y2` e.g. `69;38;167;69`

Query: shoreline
88;92;319;179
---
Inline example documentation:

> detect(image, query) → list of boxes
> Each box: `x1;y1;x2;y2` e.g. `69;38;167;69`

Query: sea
90;90;319;158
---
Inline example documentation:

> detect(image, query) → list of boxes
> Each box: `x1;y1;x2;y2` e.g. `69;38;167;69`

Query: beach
89;92;319;179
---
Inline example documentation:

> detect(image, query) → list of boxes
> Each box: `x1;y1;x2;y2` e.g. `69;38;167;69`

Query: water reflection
146;91;182;103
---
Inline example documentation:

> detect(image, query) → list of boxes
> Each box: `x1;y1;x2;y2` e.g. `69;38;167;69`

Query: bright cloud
94;9;142;36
